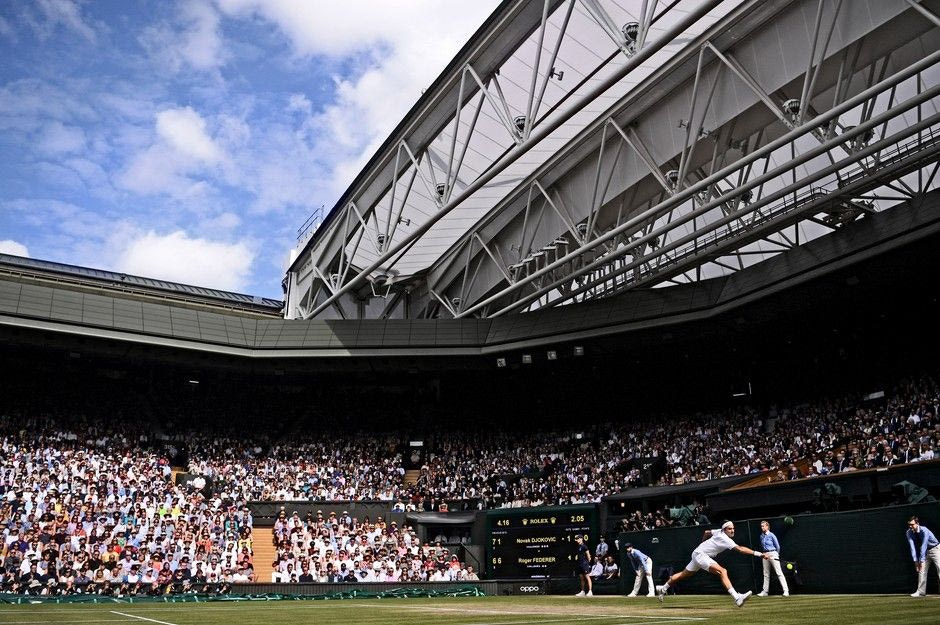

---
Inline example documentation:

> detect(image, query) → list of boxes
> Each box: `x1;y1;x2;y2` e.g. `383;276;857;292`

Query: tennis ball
783;516;794;525
786;563;794;570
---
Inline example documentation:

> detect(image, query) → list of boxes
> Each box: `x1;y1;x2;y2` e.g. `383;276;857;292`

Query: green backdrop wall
618;502;940;594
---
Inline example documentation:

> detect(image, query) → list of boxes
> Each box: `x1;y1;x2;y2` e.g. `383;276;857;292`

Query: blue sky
0;0;497;297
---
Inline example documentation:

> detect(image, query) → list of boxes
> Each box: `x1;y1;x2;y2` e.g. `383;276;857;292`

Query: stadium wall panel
618;502;940;594
232;581;498;595
707;460;940;513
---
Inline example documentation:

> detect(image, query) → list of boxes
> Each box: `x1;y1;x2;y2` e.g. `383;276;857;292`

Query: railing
583;125;940;299
296;206;325;245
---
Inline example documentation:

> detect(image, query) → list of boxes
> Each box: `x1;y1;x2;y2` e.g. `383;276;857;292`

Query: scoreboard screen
486;505;597;578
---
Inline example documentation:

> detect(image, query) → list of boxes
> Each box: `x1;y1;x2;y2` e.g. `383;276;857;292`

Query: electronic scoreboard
486;505;597;578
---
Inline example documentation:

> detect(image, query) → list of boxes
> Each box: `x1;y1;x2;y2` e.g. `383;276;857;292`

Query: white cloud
156;107;223;163
215;113;250;148
0;240;29;257
216;0;499;199
36;121;86;154
115;230;255;291
216;0;384;57
1;200;254;292
26;0;98;42
63;157;116;199
200;211;241;230
119;106;226;199
119;144;208;198
0;79;97;132
287;93;312;115
139;0;225;74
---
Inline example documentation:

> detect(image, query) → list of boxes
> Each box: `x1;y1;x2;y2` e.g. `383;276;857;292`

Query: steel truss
287;0;724;319
286;0;940;321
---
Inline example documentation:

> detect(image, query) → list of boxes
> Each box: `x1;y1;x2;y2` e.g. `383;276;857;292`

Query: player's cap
721;521;734;530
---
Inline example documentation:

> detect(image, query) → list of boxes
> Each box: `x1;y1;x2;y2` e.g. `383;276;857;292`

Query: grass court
0;594;936;625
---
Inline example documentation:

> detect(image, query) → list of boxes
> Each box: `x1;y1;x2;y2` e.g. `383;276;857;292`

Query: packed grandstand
0;370;935;594
0;0;938;620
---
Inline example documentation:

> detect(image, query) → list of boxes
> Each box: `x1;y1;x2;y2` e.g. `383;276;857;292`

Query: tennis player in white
656;521;770;607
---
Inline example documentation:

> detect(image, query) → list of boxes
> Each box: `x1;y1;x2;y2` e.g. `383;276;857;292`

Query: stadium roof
0;253;283;316
289;0;740;278
284;0;939;322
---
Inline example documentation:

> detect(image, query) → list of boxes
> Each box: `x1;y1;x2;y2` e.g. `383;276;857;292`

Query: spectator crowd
0;415;255;596
0;373;936;593
268;508;478;583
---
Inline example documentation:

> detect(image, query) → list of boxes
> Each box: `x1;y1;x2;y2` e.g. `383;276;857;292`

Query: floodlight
621;22;639;44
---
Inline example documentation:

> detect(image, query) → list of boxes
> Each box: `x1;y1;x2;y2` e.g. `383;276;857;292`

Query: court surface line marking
347;604;707;620
460;618;703;625
461;617;621;625
110;611;178;625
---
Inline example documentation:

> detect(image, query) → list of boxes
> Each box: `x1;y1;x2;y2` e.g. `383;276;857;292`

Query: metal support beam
304;0;726;319
496;105;940;314
453;50;940;318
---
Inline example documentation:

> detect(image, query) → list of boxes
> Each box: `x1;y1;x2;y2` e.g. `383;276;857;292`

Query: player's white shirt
693;530;736;558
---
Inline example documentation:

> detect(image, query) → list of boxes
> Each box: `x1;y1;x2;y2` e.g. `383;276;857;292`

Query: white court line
617;616;705;625
463;617;616;625
462;618;704;625
348;604;706;620
110;612;178;625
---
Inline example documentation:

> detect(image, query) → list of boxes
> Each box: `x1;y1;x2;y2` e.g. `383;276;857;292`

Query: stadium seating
0;372;935;593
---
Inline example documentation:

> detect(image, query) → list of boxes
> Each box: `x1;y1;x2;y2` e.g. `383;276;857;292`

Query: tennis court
0;594;935;625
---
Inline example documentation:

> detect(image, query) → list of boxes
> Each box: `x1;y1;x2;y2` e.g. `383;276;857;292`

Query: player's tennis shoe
586;591;593;597
910;592;926;597
655;585;666;603
734;591;752;607
757;591;768;597
575;591;585;597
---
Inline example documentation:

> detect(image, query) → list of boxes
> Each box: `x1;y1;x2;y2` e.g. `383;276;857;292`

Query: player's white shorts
684;550;718;572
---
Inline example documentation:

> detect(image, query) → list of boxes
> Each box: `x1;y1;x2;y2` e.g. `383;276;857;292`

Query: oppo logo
518;586;540;592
